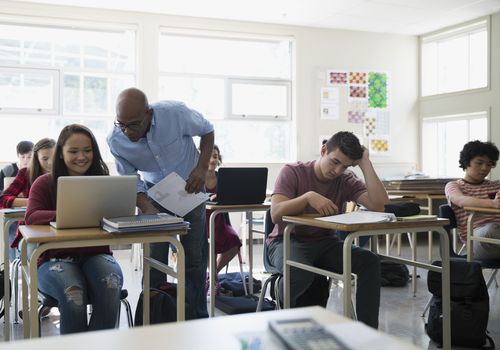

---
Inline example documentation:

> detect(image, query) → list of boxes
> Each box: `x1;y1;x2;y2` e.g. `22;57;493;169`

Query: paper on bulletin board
369;135;391;156
320;87;340;120
326;70;348;86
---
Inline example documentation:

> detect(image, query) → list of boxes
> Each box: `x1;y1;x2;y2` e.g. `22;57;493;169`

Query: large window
422;112;488;177
421;19;488;97
158;30;293;162
0;21;136;161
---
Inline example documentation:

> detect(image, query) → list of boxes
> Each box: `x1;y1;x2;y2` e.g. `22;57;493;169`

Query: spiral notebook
102;213;183;229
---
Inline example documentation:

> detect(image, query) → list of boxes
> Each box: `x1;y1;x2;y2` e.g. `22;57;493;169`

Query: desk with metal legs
465;206;500;261
206;203;270;317
281;216;452;350
19;225;187;338
1;208;26;341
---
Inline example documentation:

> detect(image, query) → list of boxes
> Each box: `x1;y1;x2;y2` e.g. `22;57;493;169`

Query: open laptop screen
52;175;137;229
212;167;268;205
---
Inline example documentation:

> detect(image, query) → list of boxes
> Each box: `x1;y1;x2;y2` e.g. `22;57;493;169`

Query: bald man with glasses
107;88;214;319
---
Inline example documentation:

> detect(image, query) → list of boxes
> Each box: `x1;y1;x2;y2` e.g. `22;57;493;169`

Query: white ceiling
11;0;500;35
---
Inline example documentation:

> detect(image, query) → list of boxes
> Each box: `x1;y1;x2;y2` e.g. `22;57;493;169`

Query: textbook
102;213;183;229
316;211;396;225
102;221;190;234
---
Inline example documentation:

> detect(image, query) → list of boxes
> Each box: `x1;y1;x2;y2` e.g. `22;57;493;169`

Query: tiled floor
1;238;499;349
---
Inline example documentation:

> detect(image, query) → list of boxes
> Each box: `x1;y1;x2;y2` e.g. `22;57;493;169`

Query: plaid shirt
0;167;29;208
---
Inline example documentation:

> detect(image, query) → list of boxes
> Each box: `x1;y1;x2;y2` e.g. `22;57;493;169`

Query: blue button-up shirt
107;101;214;193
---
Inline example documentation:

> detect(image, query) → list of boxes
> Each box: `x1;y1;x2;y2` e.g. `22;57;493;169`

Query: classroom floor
1;237;499;349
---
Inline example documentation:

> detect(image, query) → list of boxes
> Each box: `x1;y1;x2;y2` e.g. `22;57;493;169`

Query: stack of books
382;178;456;192
101;213;189;233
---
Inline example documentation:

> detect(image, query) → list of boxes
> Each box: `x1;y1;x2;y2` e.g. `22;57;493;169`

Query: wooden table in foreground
18;224;187;338
281;215;452;350
0;306;421;350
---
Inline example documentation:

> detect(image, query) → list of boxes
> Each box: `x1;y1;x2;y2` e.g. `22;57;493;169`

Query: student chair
256;209;282;311
421;204;500;317
37;288;133;336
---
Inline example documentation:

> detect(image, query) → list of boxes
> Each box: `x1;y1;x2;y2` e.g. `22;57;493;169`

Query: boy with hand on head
445;140;500;259
268;131;388;329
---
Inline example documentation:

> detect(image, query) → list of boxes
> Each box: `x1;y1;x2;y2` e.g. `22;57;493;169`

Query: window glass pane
469;30;487;89
422;113;488;177
438;36;468;94
421;21;488;96
159;76;225;120
159;34;291;79
231;83;287;117
469;118;487;141
0;70;54;109
63;74;81;114
84;76;107;114
212;120;290;162
421;42;438;96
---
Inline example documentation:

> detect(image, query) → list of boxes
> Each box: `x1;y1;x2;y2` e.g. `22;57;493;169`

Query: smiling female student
0;137;56;261
25;124;124;334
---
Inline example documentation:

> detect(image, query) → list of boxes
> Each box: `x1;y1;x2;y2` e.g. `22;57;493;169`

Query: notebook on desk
207;167;268;205
50;175;137;229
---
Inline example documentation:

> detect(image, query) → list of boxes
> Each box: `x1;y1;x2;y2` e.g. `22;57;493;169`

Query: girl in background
0;138;56;261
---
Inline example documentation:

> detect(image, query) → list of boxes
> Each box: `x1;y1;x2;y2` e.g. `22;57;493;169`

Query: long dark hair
52;124;109;194
28;138;56;185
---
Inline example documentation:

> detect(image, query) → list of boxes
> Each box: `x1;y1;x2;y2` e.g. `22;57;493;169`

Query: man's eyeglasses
114;119;145;132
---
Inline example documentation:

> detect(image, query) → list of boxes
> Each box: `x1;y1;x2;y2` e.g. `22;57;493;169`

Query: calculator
269;318;351;350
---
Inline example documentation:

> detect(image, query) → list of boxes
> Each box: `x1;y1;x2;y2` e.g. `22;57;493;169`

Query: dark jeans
149;202;209;319
268;235;380;328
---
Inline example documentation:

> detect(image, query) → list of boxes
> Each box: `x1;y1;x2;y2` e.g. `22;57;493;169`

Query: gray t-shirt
269;160;367;242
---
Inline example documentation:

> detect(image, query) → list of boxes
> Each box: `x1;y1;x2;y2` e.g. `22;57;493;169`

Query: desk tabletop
19;225;187;244
0;208;26;218
387;190;445;197
205;202;270;210
0;306;419;350
463;206;500;215
283;215;449;232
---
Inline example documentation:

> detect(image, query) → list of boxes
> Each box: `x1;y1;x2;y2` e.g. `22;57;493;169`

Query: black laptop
208;167;268;205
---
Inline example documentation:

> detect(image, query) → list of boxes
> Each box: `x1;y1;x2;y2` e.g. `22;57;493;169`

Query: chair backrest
263;208;280;274
437;204;460;258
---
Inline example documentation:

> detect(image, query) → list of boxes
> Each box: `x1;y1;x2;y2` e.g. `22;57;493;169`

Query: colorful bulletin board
322;70;390;156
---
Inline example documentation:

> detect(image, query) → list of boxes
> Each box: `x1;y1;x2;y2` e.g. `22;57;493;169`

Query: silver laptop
50;175;137;229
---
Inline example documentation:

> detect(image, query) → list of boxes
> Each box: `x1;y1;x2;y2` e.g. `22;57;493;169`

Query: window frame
419;16;490;99
0;65;61;115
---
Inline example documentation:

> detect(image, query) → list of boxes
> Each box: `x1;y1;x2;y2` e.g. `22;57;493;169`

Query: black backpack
218;272;262;297
134;282;194;325
0;264;11;319
379;258;410;287
425;260;494;348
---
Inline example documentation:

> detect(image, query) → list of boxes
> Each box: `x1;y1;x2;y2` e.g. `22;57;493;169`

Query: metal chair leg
120;298;134;327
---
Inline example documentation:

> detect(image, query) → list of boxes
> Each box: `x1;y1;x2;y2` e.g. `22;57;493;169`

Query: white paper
320;87;340;120
316;211;396;224
147;172;209;217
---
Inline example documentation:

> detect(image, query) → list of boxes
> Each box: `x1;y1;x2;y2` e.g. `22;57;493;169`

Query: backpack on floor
134;282;194;325
379;258;410;287
425;260;494;348
218;272;262;297
0;264;10;319
214;294;275;314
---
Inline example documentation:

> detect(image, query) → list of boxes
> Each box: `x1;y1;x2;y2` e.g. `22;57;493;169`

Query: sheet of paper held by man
316;211;396;224
148;172;209;217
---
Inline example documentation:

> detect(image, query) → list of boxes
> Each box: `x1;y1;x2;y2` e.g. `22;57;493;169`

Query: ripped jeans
38;254;123;334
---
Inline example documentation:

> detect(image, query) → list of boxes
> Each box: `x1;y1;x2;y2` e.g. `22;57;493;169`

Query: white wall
0;0;419;188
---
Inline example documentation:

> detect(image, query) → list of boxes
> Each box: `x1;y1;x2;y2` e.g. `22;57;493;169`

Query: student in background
268;131;388;329
0;138;56;261
25;124;123;334
205;145;242;278
0;140;34;192
445;140;500;259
